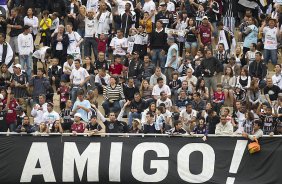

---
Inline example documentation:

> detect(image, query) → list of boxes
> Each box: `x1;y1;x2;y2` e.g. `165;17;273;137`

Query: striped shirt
11;72;28;98
103;84;125;101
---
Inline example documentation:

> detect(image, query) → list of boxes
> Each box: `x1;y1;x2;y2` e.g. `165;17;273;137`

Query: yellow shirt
139;19;152;33
39;18;52;36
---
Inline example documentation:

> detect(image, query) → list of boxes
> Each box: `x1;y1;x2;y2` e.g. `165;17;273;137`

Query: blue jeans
71;87;80;104
102;100;121;116
8;122;16;132
264;49;277;65
20;54;32;80
128;112;141;128
151;49;166;72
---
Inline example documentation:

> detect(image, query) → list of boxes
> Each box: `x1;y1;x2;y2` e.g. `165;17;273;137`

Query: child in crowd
96;33;108;56
260;106;277;135
57;80;70;110
168;72;181;102
59;100;73;132
213;84;225;115
139;12;152;34
109;55;124;77
48;58;62;89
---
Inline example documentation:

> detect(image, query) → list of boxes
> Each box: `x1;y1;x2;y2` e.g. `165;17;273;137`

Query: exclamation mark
226;140;248;184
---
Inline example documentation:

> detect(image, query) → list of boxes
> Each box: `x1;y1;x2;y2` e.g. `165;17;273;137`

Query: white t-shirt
67;31;82;57
110;37;128;55
86;0;99;12
263;26;278;50
152;84;171;99
42;110;60;128
143;0;156;22
63;61;75;74
116;0;134;13
272;72;282;89
70;67;90;85
156;98;172;108
167;2;175;12
180;109;197;121
85;17;96;37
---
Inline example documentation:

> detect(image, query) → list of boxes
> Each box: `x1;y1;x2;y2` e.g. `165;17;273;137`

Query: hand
200;43;204;48
124;101;131;107
269;132;274;137
21;127;26;132
242;132;248;138
202;136;207;141
109;99;114;103
72;131;77;135
52;76;55;81
77;105;82;109
79;82;84;87
160;50;166;56
190;132;194;135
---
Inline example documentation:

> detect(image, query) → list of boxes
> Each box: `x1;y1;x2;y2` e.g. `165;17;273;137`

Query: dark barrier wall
0;136;281;184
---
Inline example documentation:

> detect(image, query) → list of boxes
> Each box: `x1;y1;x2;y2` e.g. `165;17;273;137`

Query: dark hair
255;51;262;57
77;89;84;96
157;106;166;114
254;119;263;128
156;20;163;25
74;59;81;63
174;120;182;127
157;77;163;83
195;78;206;93
193;92;200;97
225;66;234;77
251;43;257;49
37;68;45;73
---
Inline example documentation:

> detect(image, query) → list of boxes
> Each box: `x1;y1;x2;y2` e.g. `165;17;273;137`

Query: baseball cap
202;16;208;20
13;64;21;69
159;2;167;6
74;113;82;118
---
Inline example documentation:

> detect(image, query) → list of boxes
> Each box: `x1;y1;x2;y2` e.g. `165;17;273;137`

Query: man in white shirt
215;115;234;135
110;29;128;56
156;91;172;111
42;102;60;129
180;103;197;132
94;1;112;37
272;64;282;89
18;25;34;80
30;94;48;130
152;77;171;100
149;67;167;86
260;18;279;65
179;68;197;93
70;59;90;103
84;10;97;59
66;23;83;60
62;54;75;82
0;33;13;73
94;68;110;94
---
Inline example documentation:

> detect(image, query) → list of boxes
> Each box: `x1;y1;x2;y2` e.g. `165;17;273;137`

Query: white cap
202;16;208;20
74;113;82;118
13;64;21;69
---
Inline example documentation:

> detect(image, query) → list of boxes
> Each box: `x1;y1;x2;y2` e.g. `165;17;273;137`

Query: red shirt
199;24;212;44
96;38;108;53
109;63;123;75
58;86;70;102
71;122;85;133
3;98;18;124
213;92;225;102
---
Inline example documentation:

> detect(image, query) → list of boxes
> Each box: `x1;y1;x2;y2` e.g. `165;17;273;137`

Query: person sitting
15;116;35;133
166;120;187;135
215;115;233;135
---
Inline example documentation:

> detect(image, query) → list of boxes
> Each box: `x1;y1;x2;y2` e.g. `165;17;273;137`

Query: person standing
149;20;167;72
0;33;13;72
260;18;279;65
10;64;28;99
3;88;18;132
72;89;91;122
7;8;23;57
84;10;97;59
198;16;213;49
18;25;34;80
24;8;38;41
70;59;90;103
165;37;178;81
94;1;112;37
66;23;83;60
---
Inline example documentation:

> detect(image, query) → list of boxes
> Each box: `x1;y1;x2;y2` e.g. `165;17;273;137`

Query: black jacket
150;28;168;50
130;99;146;113
51;33;69;57
200;57;220;77
249;61;267;80
155;11;174;28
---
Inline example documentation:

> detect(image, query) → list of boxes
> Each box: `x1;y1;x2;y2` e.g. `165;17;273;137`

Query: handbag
248;137;260;154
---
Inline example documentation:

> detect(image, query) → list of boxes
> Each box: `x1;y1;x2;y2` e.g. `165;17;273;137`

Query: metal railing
0;132;280;137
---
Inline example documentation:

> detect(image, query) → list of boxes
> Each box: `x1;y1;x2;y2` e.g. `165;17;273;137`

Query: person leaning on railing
242;120;263;141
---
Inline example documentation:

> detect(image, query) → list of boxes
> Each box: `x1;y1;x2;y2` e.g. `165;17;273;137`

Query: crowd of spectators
0;0;280;139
